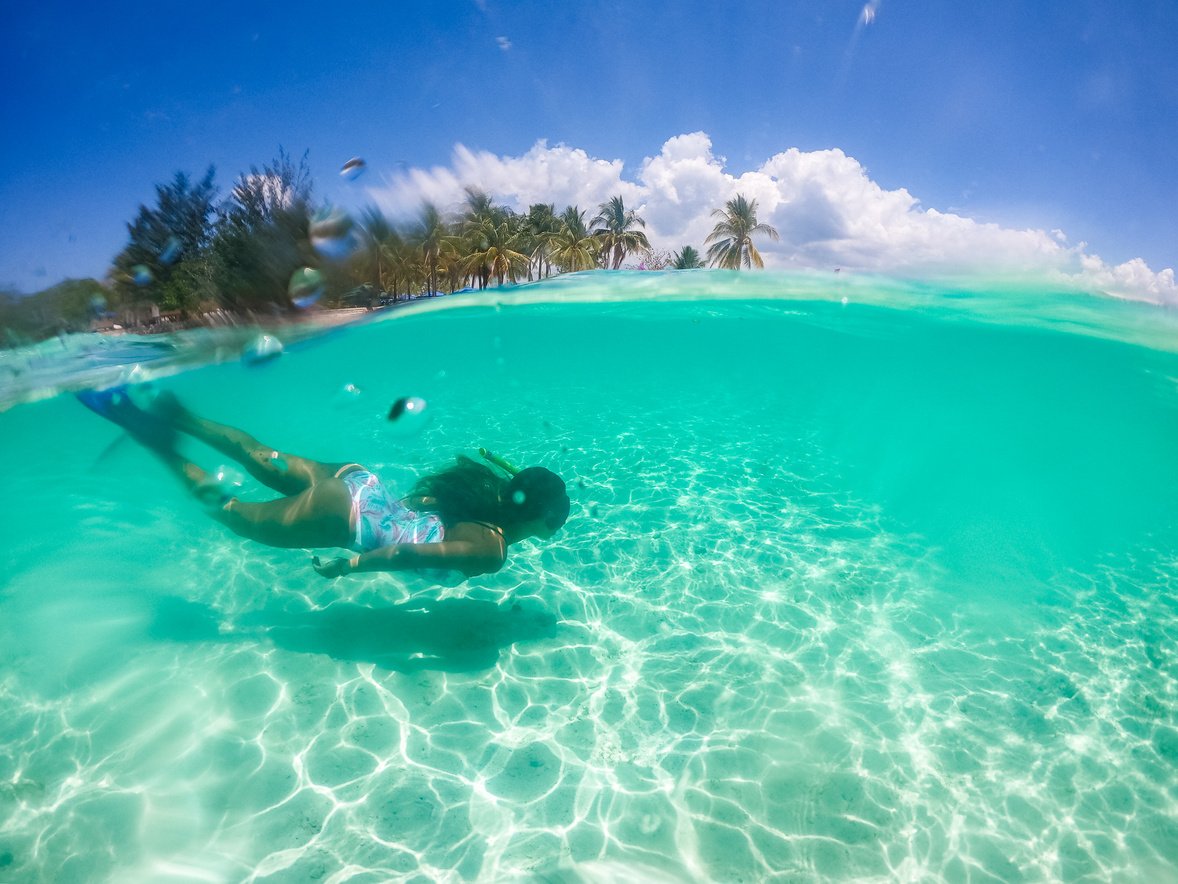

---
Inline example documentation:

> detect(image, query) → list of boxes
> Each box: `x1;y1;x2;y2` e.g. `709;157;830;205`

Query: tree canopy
7;153;793;345
705;194;780;269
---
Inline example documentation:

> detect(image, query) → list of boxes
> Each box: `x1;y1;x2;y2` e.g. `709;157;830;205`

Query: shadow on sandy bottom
148;594;559;673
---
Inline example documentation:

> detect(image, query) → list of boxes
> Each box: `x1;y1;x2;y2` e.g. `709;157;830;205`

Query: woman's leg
146;444;353;549
156;393;354;495
89;392;356;550
213;480;355;549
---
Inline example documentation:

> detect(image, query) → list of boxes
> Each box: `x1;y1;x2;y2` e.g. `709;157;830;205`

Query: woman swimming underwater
78;388;571;580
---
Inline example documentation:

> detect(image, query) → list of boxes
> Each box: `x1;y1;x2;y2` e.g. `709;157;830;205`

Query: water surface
1;271;1176;882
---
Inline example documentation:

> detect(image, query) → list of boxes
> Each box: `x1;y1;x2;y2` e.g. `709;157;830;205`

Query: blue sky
3;0;1176;297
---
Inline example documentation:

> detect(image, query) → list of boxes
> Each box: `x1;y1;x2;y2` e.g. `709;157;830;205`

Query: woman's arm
312;538;503;580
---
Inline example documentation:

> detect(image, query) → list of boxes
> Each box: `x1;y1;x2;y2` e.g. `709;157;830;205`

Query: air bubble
340;157;367;181
310;208;359;261
386;396;431;435
242;334;284;365
512;490;527;505
131;265;153;286
288;267;324;309
334;383;363;408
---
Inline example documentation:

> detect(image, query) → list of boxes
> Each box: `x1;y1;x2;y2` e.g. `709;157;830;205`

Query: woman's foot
77;387;177;454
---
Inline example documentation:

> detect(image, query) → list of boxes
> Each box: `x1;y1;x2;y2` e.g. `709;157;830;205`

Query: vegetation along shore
0;150;780;346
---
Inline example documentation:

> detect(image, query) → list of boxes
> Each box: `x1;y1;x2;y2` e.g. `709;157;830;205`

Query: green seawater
0;271;1176;881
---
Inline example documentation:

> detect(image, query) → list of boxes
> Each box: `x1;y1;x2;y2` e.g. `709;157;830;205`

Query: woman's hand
312;555;352;578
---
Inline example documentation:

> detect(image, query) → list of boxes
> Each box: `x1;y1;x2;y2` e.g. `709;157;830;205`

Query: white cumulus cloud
369;132;1177;305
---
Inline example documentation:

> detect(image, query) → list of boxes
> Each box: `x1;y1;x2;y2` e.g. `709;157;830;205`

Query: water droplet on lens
131;265;153;286
310;208;359;261
89;293;107;316
122;366;159;407
159;236;182;265
123;363;148;385
215;465;242;485
288;267;324;309
340;157;367;181
386;396;430;435
242;334;284;365
197;463;245;508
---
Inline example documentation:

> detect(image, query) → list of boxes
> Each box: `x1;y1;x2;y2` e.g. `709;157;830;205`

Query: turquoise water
1;271;1176;882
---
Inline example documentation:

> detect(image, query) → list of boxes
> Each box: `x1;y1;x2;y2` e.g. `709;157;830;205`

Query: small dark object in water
386;396;430;435
388;397;410;420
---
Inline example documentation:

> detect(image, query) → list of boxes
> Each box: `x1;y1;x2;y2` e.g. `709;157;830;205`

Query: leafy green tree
0;289;35;344
670;246;706;269
0;278;111;342
591;196;651;269
211;149;316;310
111;167;218;316
550;206;599;272
705;194;779;269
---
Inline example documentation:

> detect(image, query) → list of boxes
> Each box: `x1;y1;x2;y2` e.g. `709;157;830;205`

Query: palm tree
463;218;528;286
670;245;706;269
462;187;507;226
705;194;779;269
525;203;561;280
413;202;448;295
459;188;519;288
358;206;411;298
591;195;651;269
550;206;599;272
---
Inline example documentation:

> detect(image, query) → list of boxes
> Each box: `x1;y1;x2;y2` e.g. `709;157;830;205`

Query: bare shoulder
448;521;507;571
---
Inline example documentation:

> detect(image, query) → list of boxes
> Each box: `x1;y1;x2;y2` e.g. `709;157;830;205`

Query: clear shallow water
1;271;1176;882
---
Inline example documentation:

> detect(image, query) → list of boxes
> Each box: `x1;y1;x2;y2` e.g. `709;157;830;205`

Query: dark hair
411;457;570;531
506;467;571;531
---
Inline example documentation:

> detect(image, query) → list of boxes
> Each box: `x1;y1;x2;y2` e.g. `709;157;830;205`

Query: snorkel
479;447;521;476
